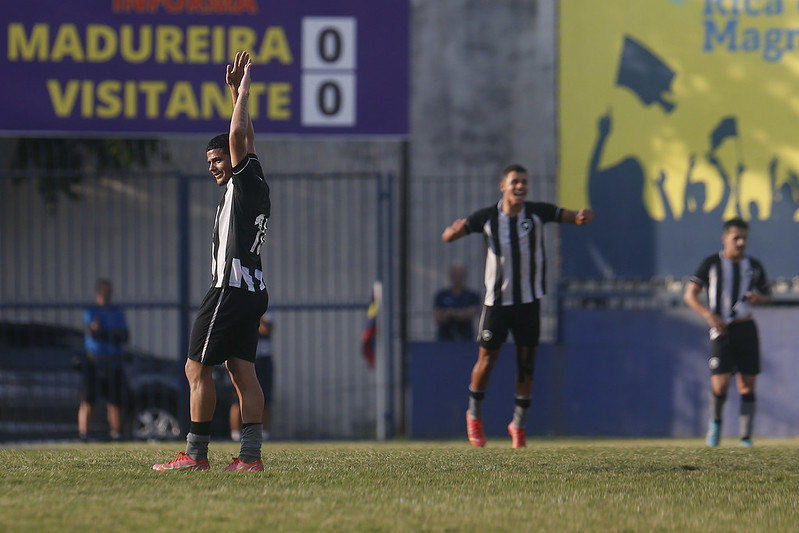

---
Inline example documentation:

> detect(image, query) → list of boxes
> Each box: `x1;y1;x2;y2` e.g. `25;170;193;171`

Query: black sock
711;392;727;423
740;393;755;440
190;421;212;436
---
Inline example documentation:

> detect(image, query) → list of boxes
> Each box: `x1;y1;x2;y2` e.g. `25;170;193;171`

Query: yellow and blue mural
560;0;799;278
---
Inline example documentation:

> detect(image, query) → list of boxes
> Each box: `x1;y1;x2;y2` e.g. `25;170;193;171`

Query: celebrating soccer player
442;164;593;448
154;51;271;471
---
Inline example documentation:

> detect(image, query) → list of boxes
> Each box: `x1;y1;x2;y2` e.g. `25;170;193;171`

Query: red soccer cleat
466;412;486;447
225;457;264;471
507;422;526;449
152;452;209;471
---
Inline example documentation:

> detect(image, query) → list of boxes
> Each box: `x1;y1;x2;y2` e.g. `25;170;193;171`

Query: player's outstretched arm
227;51;255;164
561;208;594;225
442;218;468;242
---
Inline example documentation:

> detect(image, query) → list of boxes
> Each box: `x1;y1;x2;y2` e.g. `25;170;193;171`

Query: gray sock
185;432;210;462
468;388;485;420
239;423;263;463
711;392;727;422
740;395;755;440
511;395;531;428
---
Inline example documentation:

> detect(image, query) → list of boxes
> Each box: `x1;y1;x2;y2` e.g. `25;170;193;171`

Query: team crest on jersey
481;329;493;342
520;219;532;232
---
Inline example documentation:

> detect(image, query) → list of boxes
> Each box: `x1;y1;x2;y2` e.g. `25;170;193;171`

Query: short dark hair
206;133;229;154
724;217;748;232
502;163;527;178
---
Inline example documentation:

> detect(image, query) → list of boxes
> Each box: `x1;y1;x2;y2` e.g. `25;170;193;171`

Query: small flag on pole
361;282;382;369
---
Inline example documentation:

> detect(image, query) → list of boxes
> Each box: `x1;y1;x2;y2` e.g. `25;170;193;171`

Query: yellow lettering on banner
257;27;293;64
212;26;226;63
201;81;229;119
156;26;184;63
228;26;257;60
46;79;80;117
81;80;94;117
8;23;295;65
124;80;137;117
186;26;210;63
97;80;122;118
44;79;294;121
165;81;199;118
139;81;167;118
51;24;84;62
269;82;291;120
87;25;118;62
7;23;49;61
120;25;152;63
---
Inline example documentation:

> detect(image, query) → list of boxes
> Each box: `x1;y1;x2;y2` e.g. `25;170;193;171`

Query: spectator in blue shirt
433;264;481;341
79;279;129;441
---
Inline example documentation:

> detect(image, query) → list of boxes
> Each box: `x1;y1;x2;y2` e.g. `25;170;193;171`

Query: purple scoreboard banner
2;0;409;136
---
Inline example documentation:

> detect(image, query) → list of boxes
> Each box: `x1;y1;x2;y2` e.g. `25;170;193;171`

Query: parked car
0;321;233;441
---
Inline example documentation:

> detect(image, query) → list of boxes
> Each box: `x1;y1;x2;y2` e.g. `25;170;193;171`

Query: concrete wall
412;0;555;177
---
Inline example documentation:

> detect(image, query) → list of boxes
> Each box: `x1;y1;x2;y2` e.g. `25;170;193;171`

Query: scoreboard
2;0;409;136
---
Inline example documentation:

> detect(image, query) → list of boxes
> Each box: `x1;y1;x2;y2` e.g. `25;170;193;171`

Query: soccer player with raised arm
154;51;270;471
442;164;593;448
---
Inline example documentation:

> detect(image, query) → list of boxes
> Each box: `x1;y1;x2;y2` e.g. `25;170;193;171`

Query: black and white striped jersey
690;252;769;324
211;154;270;292
464;200;563;307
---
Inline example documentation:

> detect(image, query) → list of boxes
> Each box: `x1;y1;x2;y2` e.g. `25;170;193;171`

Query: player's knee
185;358;210;386
516;349;536;377
520;357;535;376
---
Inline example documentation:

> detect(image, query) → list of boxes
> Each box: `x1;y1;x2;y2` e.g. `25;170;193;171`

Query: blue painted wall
408;307;799;439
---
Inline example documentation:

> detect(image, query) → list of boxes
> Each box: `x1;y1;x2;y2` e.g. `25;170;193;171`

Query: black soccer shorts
188;286;269;366
708;319;760;375
477;301;541;350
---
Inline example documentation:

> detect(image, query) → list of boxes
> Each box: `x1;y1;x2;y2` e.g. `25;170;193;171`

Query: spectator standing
433;265;481;341
80;278;129;441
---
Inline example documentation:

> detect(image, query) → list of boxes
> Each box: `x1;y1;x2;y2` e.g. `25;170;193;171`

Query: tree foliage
10;138;169;211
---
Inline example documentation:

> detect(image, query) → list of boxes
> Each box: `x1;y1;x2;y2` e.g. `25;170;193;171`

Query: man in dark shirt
433;264;481;341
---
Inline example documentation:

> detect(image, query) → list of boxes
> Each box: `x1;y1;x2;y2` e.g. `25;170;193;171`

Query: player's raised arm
442;218;468;242
560;208;594;225
227;51;255;166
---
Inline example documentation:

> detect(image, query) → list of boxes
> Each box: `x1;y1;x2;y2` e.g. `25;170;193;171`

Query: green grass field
1;438;798;532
